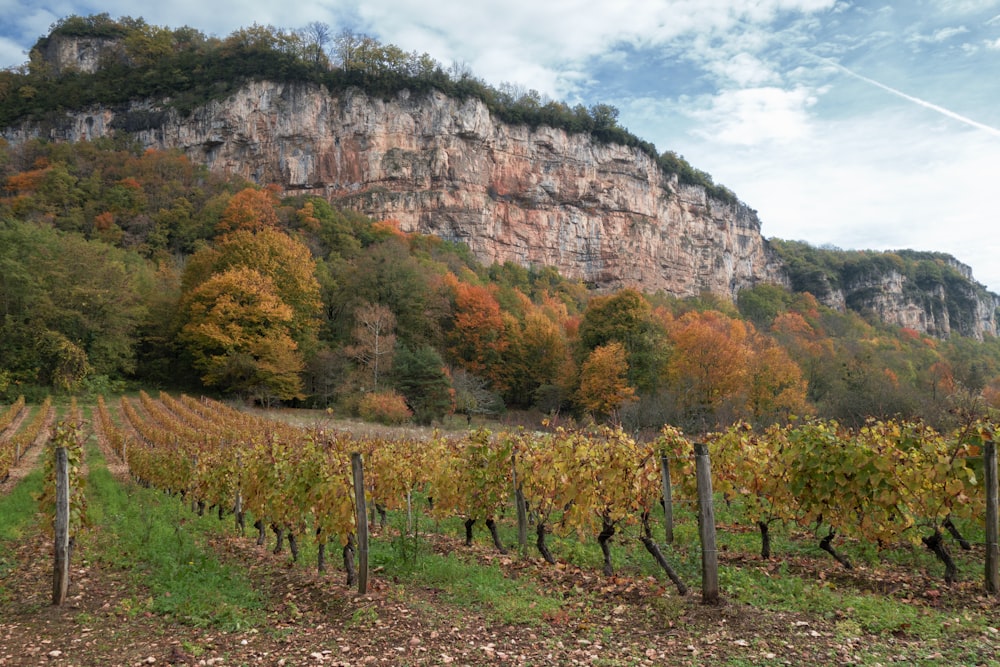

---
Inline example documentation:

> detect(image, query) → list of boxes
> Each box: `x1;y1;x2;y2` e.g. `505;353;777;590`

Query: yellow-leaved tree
177;226;320;403
179;266;304;402
576;342;635;422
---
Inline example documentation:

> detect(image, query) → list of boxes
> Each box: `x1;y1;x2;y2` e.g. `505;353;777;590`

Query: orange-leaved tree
215;186;281;233
576;342;635;421
182;227;321;345
666;310;749;428
447;279;510;390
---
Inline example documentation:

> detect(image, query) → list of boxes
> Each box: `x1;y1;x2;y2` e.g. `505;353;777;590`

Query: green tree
0;220;148;391
506;309;571;408
393;345;454;425
578;288;667;393
328;237;447;347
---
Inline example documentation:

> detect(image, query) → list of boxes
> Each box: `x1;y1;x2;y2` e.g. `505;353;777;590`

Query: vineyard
1;394;999;665
93;391;998;591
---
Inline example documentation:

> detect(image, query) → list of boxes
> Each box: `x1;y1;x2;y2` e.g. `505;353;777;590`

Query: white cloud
939;0;1000;13
684;107;1000;291
706;52;781;87
690;86;818;145
906;25;970;45
0;37;28;68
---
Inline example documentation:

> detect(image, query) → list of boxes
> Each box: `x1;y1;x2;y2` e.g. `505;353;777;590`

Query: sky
2;0;999;293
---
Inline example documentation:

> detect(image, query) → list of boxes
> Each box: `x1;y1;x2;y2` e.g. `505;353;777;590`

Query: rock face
837;267;1000;339
36;34;124;75
2;81;781;298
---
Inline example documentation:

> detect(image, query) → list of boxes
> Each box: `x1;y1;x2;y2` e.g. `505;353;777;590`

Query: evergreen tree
393;345;453;425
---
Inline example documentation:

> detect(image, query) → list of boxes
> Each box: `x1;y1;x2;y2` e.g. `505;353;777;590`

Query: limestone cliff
840;269;999;339
774;244;1000;339
2;81;780;299
34;33;125;75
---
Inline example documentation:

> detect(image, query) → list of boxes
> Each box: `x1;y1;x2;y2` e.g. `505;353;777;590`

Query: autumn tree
182;227;321;345
215;186;281;233
576;342;635;422
666;310;749;429
578;288;668;393
447;279;509;390
179;267;304;402
346;302;396;390
743;330;809;426
506;308;572;408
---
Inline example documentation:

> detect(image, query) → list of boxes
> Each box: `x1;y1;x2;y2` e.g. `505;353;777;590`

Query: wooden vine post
351;452;369;595
512;448;528;553
694;443;719;604
52;446;70;606
985;441;999;595
660;450;674;544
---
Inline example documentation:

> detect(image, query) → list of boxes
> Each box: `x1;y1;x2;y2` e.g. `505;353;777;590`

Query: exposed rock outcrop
35;33;124;75
838;267;1000;339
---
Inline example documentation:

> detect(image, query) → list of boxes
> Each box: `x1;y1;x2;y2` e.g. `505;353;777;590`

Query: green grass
0;468;43;542
405;548;564;624
0;465;46;602
719;562;998;665
84;442;264;630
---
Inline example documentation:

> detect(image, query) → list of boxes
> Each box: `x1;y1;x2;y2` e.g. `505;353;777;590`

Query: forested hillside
1;138;999;432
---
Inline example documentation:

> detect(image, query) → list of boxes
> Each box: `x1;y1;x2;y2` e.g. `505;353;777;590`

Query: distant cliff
3;33;998;338
772;242;1000;339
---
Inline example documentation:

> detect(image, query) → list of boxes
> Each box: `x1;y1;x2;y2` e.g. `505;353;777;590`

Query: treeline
0;13;737;205
1;139;1000;433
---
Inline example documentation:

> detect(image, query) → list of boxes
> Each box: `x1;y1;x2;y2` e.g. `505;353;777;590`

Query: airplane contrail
820;57;1000;138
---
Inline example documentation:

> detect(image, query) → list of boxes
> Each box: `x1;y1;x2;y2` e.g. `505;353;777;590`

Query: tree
299;21;332;65
183;227;321;344
215;186;280;233
576;342;635;422
393;345;454;425
744;331;809;426
506;308;572;408
346;302;396;390
447;280;509;389
666;310;749;429
328;237;447;347
0;220;148;391
179;267;304;402
451;368;503;423
578;288;667;393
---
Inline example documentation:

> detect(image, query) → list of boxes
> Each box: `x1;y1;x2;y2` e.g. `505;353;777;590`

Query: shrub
357;391;412;425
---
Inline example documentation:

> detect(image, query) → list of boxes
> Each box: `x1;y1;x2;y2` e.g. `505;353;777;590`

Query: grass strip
0;466;45;601
0;468;44;542
85;442;263;630
363;518;566;626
